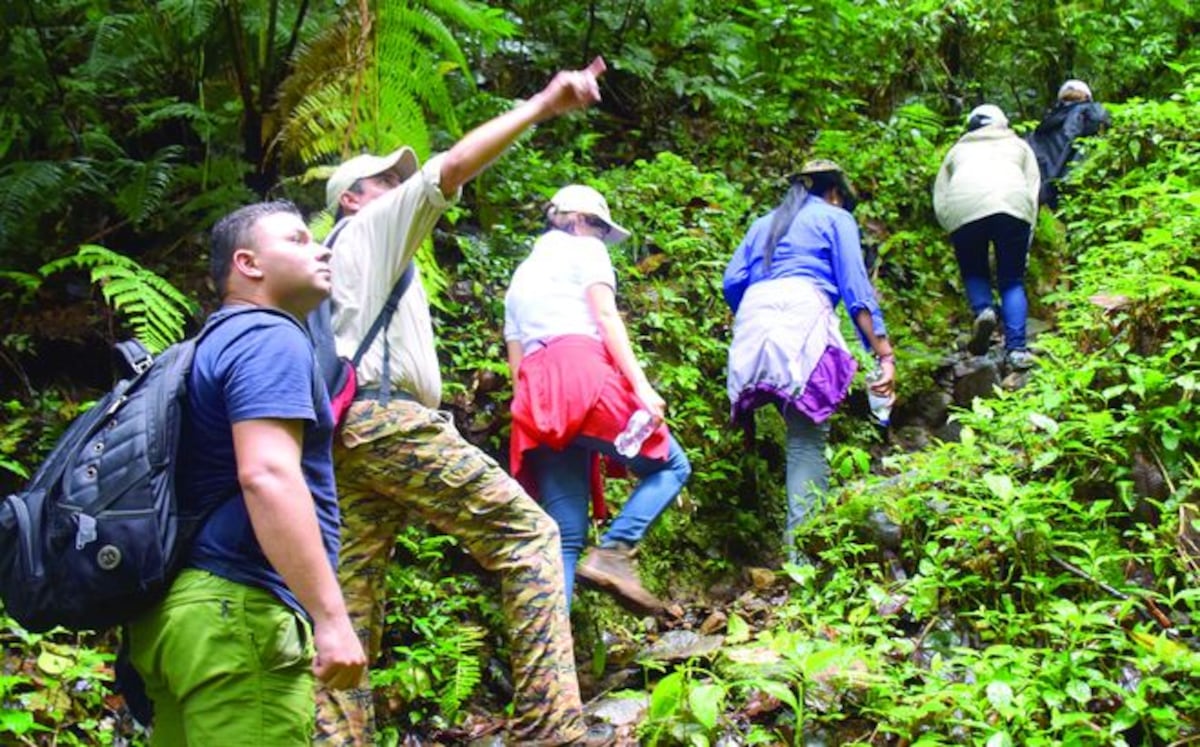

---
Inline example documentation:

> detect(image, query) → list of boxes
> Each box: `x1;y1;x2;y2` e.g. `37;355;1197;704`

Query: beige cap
1058;79;1093;102
548;184;631;244
325;147;419;213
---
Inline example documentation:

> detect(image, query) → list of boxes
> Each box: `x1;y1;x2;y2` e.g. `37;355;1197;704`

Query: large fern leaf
0;161;68;257
435;624;484;721
40;245;199;353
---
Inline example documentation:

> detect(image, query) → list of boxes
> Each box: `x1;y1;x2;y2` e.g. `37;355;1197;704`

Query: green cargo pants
313;399;586;746
128;569;316;746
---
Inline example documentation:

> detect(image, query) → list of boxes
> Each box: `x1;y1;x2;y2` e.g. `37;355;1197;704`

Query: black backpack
0;308;265;632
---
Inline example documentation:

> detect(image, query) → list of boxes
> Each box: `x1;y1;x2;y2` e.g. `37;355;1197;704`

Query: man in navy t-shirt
125;201;365;745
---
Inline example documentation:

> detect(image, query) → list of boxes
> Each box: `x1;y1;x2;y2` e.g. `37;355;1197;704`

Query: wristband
875;353;895;364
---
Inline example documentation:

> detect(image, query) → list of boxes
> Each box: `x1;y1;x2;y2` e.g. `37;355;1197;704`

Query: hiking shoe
967;308;998;355
577;543;666;616
1006;349;1036;370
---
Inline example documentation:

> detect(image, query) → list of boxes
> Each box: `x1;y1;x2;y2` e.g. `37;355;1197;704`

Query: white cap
548;184;631;245
967;104;1009;130
1058;79;1093;102
325;147;419;213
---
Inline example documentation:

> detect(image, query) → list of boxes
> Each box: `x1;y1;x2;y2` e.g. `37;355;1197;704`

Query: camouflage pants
313;399;585;746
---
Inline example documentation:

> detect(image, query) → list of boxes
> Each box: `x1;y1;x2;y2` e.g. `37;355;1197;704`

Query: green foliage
370;526;501;735
276;0;513;168
3;1;1200;743
0;617;138;746
40;245;198;353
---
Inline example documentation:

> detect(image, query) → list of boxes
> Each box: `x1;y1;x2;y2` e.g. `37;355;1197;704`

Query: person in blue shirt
723;160;895;562
125;201;365;745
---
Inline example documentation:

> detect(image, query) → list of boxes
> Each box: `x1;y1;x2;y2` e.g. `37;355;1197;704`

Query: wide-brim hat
325;147;419;213
548;184;631;245
798;158;857;201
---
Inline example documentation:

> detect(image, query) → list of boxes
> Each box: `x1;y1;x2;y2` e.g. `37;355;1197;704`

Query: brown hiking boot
577;542;666;616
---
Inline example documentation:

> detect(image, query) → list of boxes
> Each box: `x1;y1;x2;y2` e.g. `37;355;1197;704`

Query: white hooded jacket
933;125;1041;233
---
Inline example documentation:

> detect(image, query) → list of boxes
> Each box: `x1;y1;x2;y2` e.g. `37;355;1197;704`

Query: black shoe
967;308;998;356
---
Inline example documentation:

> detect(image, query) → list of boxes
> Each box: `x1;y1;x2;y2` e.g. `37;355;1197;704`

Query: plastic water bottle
865;366;894;427
614;409;655;458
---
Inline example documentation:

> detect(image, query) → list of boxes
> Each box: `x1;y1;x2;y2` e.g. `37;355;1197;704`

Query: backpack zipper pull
75;513;98;550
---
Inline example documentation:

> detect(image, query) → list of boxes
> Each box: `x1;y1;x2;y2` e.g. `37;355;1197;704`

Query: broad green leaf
983;473;1015;501
1065;679;1092;704
688;683;724;731
650;672;684;720
986;731;1013;747
986;680;1013;709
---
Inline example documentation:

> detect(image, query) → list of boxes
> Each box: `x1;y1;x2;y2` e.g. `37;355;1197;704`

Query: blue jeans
784;409;830;561
526;435;691;601
950;213;1032;351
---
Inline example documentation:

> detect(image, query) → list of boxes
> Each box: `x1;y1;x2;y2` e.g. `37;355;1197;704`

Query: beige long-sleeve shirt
329;154;460;408
933;125;1041;233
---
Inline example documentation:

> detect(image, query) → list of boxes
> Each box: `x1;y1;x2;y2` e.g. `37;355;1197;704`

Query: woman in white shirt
504;185;691;615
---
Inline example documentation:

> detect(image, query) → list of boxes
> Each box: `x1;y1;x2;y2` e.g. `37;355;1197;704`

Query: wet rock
595;667;642;694
699;610;728;636
892;424;932;452
718;644;791;680
866;509;902;551
952;357;1001;406
588;694;649;727
894;389;952;429
1000;370;1031;391
748;567;777;591
637;630;724;664
932;419;963;443
734;591;773;621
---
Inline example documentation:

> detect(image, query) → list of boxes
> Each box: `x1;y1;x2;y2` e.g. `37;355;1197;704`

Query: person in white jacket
933;104;1041;369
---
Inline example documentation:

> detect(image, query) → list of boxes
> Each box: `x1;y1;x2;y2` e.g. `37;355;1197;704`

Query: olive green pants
128;569;316;746
313;399;585;746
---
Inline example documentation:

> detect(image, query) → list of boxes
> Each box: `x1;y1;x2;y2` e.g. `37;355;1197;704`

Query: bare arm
586;283;665;422
439;57;606;197
854;308;896;397
506;339;524;381
232;418;366;690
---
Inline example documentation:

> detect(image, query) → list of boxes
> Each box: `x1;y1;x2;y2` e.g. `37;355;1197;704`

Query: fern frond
40;245;199;353
0;161;68;254
270;14;365;165
113;146;184;226
423;0;516;40
435;625;484;720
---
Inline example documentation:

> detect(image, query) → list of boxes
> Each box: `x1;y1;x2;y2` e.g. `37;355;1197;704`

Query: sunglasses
581;215;609;231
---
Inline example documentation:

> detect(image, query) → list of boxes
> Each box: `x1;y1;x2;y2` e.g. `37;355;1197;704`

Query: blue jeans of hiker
527;435;691;601
950;212;1033;351
784;409;831;562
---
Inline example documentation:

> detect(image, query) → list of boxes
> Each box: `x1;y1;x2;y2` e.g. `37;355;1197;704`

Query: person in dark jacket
1027;79;1112;208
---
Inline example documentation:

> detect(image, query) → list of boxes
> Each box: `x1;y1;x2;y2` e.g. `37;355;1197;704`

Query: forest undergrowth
1;5;1198;744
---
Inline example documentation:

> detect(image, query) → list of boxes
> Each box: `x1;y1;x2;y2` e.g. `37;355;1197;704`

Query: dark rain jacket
1027;101;1112;207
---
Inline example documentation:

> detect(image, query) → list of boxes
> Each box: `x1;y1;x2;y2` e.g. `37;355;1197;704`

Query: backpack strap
313;218;416;407
350;262;414;406
114;340;154;377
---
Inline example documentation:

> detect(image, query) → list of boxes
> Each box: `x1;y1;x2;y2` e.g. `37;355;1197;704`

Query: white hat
1058;79;1093;102
325;147;419;213
966;104;1008;130
548;184;631;245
